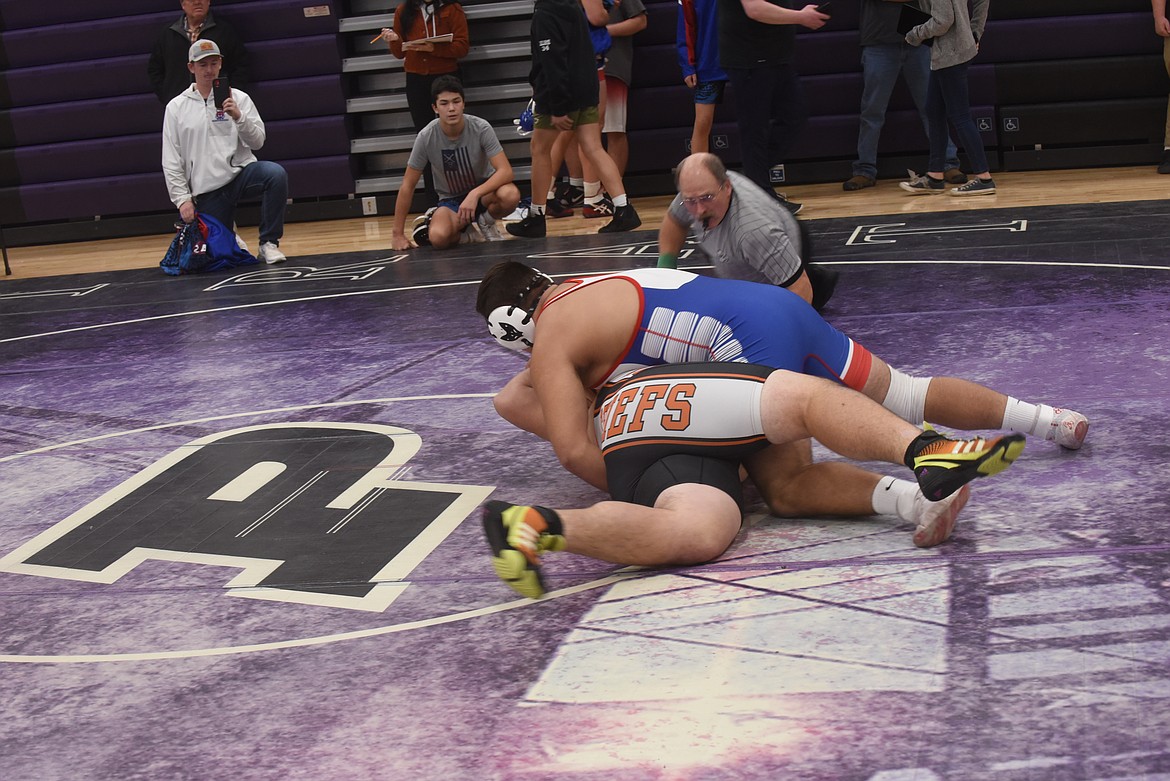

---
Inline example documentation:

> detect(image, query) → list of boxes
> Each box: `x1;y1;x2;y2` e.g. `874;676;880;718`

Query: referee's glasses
681;181;727;208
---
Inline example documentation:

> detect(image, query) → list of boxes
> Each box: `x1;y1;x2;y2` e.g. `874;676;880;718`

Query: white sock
583;181;602;200
530;202;545;216
612;194;628;207
871;476;919;522
569;176;585;189
546;184;559;200
1002;397;1055;438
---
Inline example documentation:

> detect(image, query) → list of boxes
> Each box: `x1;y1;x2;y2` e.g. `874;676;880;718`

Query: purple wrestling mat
2;201;1169;780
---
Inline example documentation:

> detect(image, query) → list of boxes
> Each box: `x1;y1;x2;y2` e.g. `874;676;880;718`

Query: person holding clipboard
899;0;998;196
376;1;471;203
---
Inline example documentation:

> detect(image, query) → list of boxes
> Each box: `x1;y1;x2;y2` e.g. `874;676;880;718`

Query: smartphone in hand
815;1;832;15
212;78;231;109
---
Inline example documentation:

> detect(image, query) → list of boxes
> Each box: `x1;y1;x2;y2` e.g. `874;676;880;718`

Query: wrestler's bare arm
524;280;640;490
494;367;597;444
494;368;547;438
529;344;609;490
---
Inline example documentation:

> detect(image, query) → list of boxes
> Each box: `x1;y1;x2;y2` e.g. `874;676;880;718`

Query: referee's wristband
657;252;678;269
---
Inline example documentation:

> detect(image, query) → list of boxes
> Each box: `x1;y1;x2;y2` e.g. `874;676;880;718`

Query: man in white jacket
162;39;289;263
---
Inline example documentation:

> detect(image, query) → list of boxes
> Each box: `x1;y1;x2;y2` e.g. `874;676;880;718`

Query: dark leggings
725;63;807;193
925;61;990;175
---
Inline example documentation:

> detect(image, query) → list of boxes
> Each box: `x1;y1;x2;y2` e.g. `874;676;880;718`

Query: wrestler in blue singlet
541;267;873;389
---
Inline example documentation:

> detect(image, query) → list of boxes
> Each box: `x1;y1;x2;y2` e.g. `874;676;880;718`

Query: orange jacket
389;2;470;76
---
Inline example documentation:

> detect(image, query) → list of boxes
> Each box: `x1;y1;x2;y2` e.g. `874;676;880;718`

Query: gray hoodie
905;0;990;70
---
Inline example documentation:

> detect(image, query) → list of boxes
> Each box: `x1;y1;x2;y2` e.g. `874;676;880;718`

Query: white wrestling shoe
911;484;970;548
1047;408;1089;450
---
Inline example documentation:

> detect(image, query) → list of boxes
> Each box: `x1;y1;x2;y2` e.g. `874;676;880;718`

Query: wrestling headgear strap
486;268;553;352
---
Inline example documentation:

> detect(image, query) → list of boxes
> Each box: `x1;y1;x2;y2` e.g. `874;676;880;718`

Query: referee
656;152;839;311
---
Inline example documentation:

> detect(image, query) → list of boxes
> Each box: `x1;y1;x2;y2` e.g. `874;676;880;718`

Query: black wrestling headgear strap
486;268;554;352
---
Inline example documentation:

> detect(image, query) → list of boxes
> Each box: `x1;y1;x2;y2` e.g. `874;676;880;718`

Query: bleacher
0;0;350;244
0;0;1166;247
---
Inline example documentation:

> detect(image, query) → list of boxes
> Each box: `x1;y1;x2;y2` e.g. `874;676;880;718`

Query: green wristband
657;252;678;269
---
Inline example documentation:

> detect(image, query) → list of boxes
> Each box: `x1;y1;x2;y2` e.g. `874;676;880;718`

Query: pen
369;32;386;43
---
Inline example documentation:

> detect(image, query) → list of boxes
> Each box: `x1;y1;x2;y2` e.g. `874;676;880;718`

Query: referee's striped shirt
668;170;804;288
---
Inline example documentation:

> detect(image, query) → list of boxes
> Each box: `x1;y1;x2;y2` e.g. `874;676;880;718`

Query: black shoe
773;193;803;215
545;197;574;218
409;207;437;247
805;263;839;312
556;181;585;208
842;174;875;192
943;167;968;184
1159;149;1170;175
506;211;546;238
904;429;1026;501
598;203;642;233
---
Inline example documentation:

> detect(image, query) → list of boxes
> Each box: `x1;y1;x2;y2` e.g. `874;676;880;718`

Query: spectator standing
380;0;470;134
899;0;996;196
716;0;829;215
162;40;289;264
148;0;250;105
507;0;641;237
602;0;649;175
379;0;471;204
844;0;964;191
1154;0;1170;173
677;0;728;155
544;0;618;219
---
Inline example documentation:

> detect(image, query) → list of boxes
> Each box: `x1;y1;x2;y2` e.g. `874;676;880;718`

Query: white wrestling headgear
486;267;553;352
486;305;537;352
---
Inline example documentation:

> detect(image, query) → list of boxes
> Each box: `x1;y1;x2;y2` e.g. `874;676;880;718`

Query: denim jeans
926;61;990;175
195;161;288;245
853;43;958;179
725;63;807;193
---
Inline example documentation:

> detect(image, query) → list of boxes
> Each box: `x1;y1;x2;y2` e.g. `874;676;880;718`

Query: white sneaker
259;241;286;264
1048;408;1089;449
235;234;249;252
911;484;969;548
476;212;505;241
503;204;529;221
458;224;485;244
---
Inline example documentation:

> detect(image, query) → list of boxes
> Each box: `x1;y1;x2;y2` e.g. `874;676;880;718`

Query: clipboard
897;4;933;38
373;32;454;45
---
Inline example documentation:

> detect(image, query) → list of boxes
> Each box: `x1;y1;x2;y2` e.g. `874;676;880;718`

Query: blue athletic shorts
693;80;726;106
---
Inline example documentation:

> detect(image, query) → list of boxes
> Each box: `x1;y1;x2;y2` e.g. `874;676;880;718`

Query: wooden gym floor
2;165;1167;280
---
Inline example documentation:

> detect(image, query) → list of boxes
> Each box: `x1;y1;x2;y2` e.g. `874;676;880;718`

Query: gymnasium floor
2;198;1169;780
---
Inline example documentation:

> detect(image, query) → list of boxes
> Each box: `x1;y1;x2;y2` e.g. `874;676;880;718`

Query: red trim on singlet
596;367;770;392
840;342;873;391
538;274;645;390
803;340;872;392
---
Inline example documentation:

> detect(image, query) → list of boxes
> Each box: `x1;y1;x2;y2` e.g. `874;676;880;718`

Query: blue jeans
195;161;288;245
926;61;990;175
725;63;806;193
853;43;958;179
